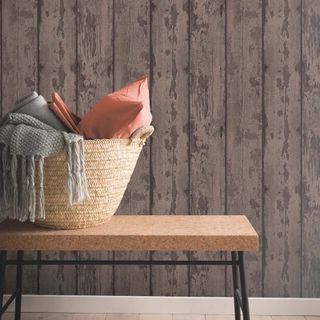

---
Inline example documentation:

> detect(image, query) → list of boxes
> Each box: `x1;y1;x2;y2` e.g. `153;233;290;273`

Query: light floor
1;315;319;320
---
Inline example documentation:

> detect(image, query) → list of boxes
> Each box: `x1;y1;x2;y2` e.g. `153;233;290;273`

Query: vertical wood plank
302;0;320;298
226;0;263;296
150;0;189;296
76;0;114;295
2;0;37;114
38;0;77;294
114;0;151;295
189;0;226;296
2;0;38;294
264;0;301;297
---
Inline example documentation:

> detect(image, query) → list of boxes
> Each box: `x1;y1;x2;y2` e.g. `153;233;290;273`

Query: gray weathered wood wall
1;0;320;298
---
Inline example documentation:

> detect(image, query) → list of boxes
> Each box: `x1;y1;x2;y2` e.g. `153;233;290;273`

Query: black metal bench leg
14;251;23;320
0;251;7;320
231;252;241;320
239;251;250;320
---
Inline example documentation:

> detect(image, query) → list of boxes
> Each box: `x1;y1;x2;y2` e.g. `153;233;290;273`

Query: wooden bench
0;215;258;320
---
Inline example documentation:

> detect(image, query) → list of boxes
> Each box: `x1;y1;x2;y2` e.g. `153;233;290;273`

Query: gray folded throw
0;91;68;131
0;113;88;223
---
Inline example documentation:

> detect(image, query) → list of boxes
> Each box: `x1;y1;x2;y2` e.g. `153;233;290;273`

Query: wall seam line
149;0;153;297
187;0;191;298
112;0;116;297
75;0;79;116
75;0;79;296
300;0;303;298
36;0;41;295
261;0;266;298
224;0;228;298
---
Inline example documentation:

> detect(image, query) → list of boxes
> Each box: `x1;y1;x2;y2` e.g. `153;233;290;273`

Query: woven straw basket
35;125;154;229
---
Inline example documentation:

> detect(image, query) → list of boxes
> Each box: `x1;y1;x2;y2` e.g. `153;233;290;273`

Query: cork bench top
0;215;258;252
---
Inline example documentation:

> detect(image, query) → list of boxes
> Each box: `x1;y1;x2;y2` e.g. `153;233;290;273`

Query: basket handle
130;125;154;142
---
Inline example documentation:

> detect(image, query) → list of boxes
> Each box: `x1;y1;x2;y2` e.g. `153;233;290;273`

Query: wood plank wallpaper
1;0;320;298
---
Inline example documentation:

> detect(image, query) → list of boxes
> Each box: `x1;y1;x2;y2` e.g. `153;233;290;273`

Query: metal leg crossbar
0;250;250;320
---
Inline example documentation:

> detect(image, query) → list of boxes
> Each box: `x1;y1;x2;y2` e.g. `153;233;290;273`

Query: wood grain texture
226;0;263;296
189;0;226;296
76;0;113;296
301;0;320;298
114;0;151;295
2;0;38;295
38;0;77;295
263;0;301;297
150;0;189;296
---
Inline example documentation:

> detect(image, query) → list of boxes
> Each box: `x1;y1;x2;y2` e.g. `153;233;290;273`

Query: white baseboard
4;295;320;316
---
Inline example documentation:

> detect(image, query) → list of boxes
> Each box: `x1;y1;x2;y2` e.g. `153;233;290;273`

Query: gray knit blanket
0;113;88;222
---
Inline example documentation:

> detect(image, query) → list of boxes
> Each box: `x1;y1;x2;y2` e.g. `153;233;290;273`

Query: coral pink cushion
50;92;81;134
78;75;152;139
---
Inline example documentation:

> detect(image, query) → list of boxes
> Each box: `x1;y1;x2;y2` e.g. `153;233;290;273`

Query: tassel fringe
28;156;36;223
65;139;88;206
0;137;88;222
38;156;45;220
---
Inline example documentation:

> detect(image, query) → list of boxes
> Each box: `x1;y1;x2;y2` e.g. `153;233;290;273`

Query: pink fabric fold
78;75;152;139
49;93;81;134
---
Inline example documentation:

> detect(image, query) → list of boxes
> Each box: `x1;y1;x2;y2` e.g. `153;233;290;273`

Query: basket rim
83;125;154;142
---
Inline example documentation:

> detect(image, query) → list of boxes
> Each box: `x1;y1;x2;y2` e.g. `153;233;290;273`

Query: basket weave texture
35;126;154;229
